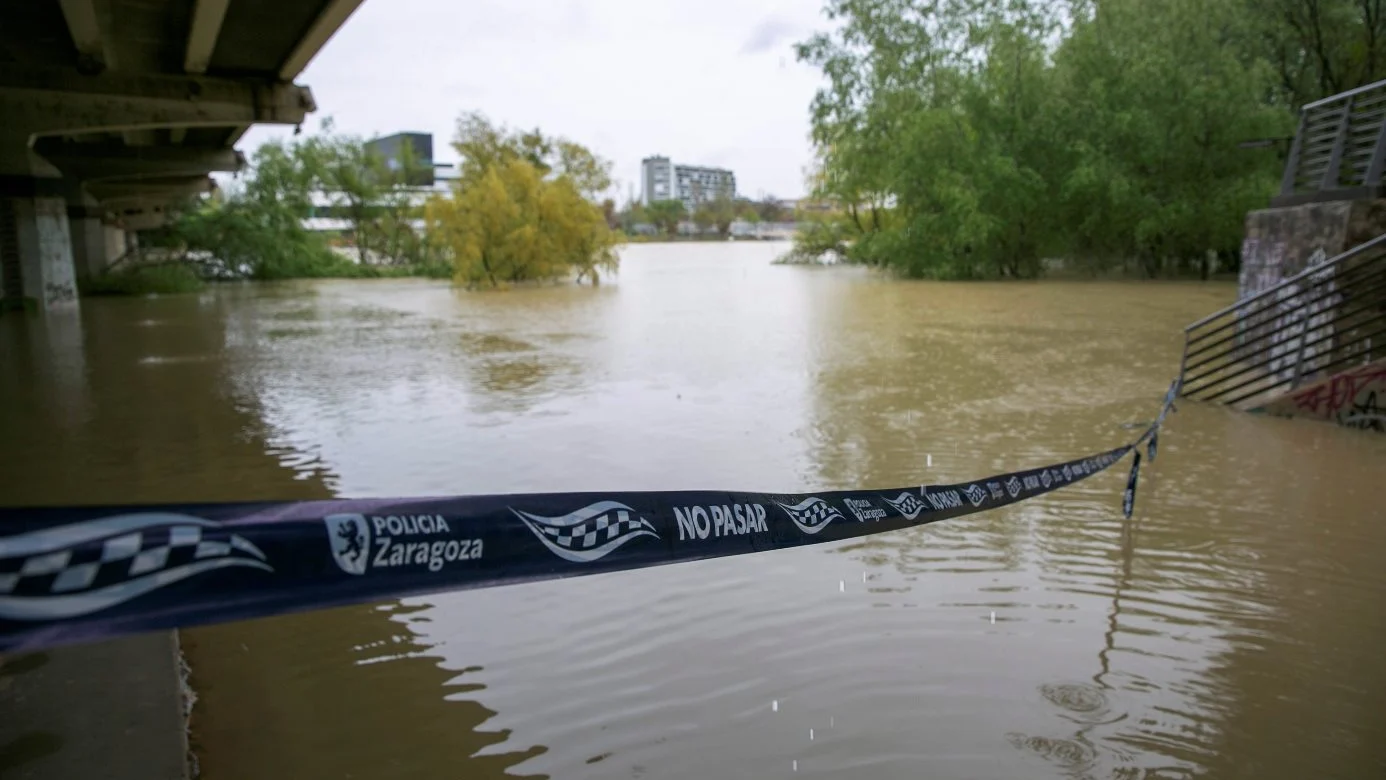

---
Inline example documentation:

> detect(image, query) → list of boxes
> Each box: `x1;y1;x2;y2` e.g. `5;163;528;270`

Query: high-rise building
641;156;675;205
641;156;736;212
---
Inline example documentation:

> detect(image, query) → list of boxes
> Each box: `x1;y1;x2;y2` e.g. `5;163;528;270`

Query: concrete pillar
68;204;108;280
2;194;79;310
103;222;127;266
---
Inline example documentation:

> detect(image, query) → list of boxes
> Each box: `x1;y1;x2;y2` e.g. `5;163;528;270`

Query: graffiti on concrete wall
1269;247;1338;382
44;282;76;306
1280;361;1386;432
1237;236;1286;298
35;196;78;310
1236;241;1339;385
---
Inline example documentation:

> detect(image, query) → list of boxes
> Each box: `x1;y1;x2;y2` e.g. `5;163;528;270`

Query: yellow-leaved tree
425;112;621;288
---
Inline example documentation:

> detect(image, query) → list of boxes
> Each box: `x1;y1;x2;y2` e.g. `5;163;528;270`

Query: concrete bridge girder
114;207;177;233
0;64;314;177
87;176;214;206
34;142;245;183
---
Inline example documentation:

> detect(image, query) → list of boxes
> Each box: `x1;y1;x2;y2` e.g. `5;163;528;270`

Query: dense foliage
158;115;617;288
614;195;793;238
79;264;205;296
792;0;1386;278
159;124;448;280
425;113;621;287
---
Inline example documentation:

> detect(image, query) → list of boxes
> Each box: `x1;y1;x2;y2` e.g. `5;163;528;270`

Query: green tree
753;196;787;223
692;202;716;233
427;158;619;287
166;123;447;280
618;199;649;233
177;138;341;279
709;194;737;236
1050;0;1287;276
1248;0;1386;110
426;112;622;287
373;137;437;267
734;198;761;223
794;0;1293;279
646;199;686;237
303;126;385;265
451;112;613;199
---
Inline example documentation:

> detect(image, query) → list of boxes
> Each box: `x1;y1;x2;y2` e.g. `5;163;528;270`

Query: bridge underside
0;0;363;309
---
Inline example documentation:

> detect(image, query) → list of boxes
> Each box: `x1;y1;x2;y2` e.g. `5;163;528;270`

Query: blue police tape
0;386;1176;652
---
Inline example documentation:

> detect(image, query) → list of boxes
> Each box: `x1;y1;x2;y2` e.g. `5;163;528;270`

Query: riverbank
775;247;1243;279
0;633;188;780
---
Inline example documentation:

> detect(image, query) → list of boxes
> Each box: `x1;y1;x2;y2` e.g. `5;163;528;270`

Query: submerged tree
426;112;621;287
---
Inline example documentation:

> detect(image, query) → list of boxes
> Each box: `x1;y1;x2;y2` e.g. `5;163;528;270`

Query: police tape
0;388;1176;652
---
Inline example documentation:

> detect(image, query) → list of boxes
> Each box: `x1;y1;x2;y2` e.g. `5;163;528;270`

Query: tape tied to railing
0;385;1177;653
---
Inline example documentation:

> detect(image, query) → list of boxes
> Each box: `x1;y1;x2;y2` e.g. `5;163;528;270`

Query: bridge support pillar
1;181;79;311
104;223;127;267
69;203;109;281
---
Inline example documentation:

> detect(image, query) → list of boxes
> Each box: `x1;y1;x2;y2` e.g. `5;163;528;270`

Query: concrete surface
1256;358;1386;431
0;631;187;780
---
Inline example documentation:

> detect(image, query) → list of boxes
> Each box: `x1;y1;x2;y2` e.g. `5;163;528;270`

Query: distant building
364;132;436;187
306;131;457;234
641;155;736;212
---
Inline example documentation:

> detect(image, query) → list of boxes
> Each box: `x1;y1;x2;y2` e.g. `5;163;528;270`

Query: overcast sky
238;0;830;201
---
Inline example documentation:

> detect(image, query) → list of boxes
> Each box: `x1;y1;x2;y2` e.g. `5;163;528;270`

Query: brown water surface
3;242;1384;779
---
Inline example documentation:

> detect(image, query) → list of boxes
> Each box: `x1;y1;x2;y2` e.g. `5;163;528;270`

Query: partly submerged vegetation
426;113;621;287
99;114;622;295
79;264;207;296
788;0;1386;279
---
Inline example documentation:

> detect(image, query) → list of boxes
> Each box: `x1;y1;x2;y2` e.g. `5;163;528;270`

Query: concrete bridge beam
85;176;214;204
0;64;317;136
0;64;314;176
111;205;177;233
34;141;244;182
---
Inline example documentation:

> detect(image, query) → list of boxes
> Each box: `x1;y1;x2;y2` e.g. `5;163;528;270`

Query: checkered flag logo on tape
775;497;846;535
963;484;988;507
511;501;658;563
1005;476;1023;498
881;492;928;520
0;514;271;621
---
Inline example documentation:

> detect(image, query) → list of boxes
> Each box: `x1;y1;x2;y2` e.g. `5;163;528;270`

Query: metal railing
1276;78;1386;206
1178;234;1386;407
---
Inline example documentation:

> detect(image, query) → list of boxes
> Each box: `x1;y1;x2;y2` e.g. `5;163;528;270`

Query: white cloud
235;0;828;200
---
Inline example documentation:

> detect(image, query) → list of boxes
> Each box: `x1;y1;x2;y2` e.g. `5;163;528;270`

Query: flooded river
3;242;1385;779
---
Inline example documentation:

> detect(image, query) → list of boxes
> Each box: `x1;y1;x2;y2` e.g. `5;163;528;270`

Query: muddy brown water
3;242;1385;779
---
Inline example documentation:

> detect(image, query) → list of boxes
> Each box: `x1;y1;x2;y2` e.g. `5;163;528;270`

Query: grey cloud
741;16;800;55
